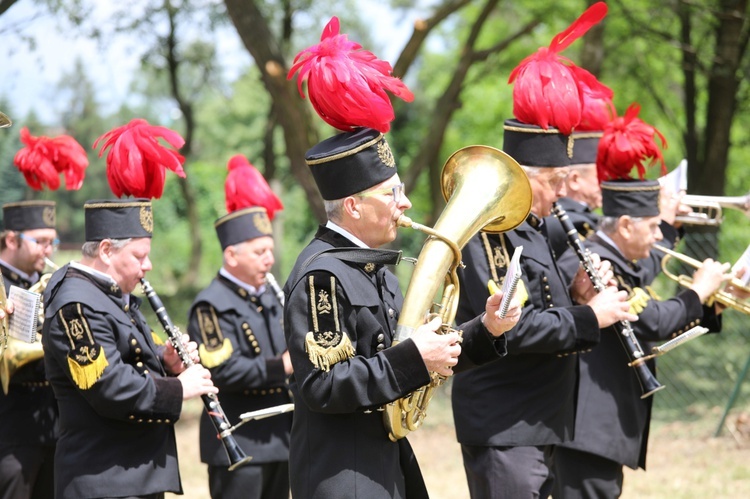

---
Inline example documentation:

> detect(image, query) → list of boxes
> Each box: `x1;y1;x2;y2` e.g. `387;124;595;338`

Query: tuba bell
0;111;11;128
383;145;532;441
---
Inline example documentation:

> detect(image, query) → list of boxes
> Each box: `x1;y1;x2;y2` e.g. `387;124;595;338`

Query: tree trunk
224;0;325;222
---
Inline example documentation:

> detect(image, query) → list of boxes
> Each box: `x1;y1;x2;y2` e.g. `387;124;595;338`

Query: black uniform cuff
456;314;508;370
572;304;601;350
152;377;184;420
265;357;287;385
383;339;431;394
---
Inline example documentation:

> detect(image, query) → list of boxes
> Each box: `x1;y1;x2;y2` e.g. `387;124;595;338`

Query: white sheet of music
499;246;523;318
732;244;750;286
658;159;688;193
7;285;41;343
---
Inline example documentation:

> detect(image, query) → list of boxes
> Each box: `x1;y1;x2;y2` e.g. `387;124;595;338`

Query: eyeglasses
359;182;406;204
19;233;60;251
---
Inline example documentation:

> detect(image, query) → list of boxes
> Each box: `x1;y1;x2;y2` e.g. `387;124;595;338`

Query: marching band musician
451;4;638;498
1;126;88;499
0;201;59;499
41;120;216;499
551;104;741;498
186;155;292;499
284;17;521;499
42;200;217;499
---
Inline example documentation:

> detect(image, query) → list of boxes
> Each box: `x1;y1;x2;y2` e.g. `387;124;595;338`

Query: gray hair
81;238;133;258
598;216;644;235
324;198;346;223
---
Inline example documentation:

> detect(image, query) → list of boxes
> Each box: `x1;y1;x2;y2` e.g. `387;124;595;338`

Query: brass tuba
0;111;11;128
383;145;532;441
0;259;59;395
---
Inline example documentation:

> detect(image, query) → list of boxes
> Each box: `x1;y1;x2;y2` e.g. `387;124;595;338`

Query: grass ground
168;394;750;499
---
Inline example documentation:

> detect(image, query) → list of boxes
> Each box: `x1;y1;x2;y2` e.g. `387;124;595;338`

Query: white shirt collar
595;230;624;257
69;261;130;303
325;220;370;248
219;267;265;296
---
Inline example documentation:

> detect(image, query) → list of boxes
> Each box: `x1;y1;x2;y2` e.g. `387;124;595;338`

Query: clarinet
265;272;285;307
140;278;253;471
552;203;665;399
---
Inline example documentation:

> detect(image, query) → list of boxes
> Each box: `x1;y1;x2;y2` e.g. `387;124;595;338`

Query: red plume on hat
287;16;414;133
13;127;89;191
225;155;283;220
93;118;186;199
597;103;667;182
572;66;614;131
508;1;608;134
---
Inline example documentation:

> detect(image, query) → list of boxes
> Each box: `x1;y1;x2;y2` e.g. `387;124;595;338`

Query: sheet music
732;244;750;286
7;285;41;343
658;159;688;193
498;246;523;318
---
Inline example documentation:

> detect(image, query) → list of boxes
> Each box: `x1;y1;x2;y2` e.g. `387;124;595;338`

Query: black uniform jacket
42;264;183;498
543;197;601;260
556;229;721;469
0;262;58;447
187;273;291;466
283;226;507;499
452;218;601;448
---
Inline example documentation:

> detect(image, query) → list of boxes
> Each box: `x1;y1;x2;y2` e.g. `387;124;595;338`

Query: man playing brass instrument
285;17;522;499
0;201;59;499
552;105;741;498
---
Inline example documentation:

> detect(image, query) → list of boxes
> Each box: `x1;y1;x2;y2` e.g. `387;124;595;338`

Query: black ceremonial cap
570;131;603;165
601;179;661;218
502;119;571;168
2;201;56;230
215;207;273;250
305;127;398;200
84;199;153;241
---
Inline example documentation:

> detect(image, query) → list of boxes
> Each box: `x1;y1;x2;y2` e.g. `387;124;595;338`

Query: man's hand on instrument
482;291;521;337
587;286;639;328
0;298;14;322
163;333;199;375
177;364;218;400
690;259;731;304
410;316;461;377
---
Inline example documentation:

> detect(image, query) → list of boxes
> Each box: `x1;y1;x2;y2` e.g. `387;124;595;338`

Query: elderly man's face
354;175;412;248
226;236;275;289
529;167;569;217
107;237;152;294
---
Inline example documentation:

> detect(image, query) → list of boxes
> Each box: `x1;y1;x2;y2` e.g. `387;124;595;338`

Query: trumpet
675;192;750;226
652;244;750;314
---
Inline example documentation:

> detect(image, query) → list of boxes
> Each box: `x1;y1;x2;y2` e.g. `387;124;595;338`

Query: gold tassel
67;350;109;390
305;331;354;372
199;338;233;368
628;287;652;315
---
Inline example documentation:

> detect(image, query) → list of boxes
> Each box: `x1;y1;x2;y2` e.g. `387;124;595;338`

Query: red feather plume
597;103;668;182
225;155;283;220
287;16;413;133
93;119;186;199
571;66;614;131
508;2;608;134
13;127;89;191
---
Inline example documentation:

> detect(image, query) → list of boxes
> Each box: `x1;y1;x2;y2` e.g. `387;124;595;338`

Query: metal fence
651;229;750;437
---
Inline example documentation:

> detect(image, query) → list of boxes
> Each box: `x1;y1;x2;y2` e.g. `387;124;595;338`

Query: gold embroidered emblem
253;213;273;235
306;274;354;371
377;140;396;168
42;206;56;227
493;247;506;268
317;290;332;314
364;263;375;273
59;303;109;390
627;287;652;315
139;206;154;233
196;305;233;368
